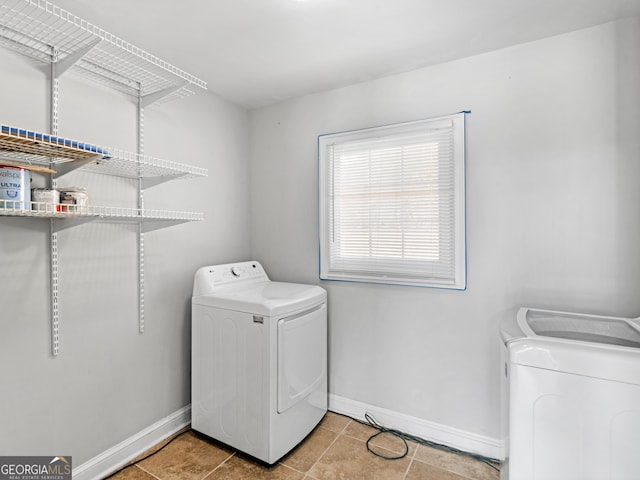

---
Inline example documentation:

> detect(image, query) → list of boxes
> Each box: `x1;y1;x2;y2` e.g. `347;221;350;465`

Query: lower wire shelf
0;200;203;226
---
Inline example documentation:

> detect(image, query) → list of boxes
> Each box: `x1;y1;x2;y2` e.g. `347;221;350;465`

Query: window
318;113;466;289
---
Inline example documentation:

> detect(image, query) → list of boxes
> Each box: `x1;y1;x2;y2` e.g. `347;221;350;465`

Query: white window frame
318;113;466;289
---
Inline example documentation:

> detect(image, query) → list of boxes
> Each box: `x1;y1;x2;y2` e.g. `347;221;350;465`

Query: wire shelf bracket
53;36;101;78
141;172;189;190
52;157;100;177
141;82;189;108
51;216;95;232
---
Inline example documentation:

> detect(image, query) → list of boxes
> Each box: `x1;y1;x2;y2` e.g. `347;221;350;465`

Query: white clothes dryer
191;261;327;464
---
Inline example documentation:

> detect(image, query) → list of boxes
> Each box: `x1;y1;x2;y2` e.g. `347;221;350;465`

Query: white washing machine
191;261;327;464
500;307;640;480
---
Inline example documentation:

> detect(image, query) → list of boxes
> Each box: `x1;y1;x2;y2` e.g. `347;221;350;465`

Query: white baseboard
72;405;191;480
329;393;504;461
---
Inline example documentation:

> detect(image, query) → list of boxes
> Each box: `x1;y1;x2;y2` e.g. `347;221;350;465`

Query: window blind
319;113;466;288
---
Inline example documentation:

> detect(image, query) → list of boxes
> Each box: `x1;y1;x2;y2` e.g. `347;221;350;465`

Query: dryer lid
192;281;327;317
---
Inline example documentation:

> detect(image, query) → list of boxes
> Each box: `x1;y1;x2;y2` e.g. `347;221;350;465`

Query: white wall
2;14;639;466
0;48;251;463
249;18;640;442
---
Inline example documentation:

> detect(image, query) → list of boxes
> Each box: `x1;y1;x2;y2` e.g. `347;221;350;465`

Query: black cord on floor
104;428;191;479
362;413;500;472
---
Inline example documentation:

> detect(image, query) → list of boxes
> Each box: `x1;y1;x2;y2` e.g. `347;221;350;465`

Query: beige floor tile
205;454;304;480
137;431;232;480
128;427;192;465
108;465;158;480
279;426;338;473
317;411;352;433
414;445;500;480
307;434;411;480
106;417;501;480
343;420;417;458
405;460;470;480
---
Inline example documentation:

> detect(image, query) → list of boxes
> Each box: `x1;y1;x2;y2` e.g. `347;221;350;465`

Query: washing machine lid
507;307;640;385
513;307;640;350
192;281;327;317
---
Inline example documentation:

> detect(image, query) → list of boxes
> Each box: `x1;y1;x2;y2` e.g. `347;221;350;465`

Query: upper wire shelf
0;0;207;101
0;123;208;180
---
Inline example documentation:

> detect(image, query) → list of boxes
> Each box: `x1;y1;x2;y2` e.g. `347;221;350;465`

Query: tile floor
108;412;500;480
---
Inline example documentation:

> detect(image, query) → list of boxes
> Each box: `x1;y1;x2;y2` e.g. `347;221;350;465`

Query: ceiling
52;0;640;109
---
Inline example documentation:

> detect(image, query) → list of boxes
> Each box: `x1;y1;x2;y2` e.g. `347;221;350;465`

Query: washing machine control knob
231;266;241;277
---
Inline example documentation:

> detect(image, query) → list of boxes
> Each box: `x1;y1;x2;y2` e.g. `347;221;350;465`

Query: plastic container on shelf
59;187;89;212
32;188;60;212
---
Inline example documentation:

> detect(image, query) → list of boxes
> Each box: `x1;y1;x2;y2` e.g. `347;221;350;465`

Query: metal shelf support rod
49;47;60;357
137;87;146;334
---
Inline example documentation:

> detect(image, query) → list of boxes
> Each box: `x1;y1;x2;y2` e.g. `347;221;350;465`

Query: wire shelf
0;124;107;161
0;123;208;180
0;200;204;222
0;0;207;100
